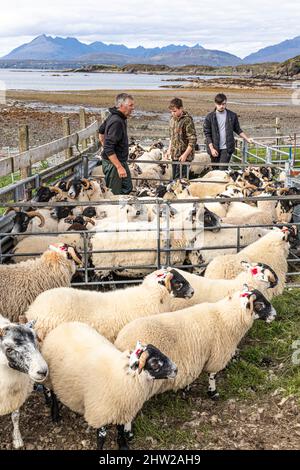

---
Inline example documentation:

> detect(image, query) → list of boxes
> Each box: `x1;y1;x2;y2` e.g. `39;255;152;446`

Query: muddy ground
1;86;300;152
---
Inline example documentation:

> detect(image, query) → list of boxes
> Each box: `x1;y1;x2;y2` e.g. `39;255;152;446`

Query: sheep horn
243;183;258;190
64;215;76;223
164;272;174;293
138;350;150;374
67;246;82;265
25;211;45;228
49;186;63;200
4;207;20;215
278;187;290;195
81;178;91;190
248;293;256;313
225;183;240;190
83;217;95;226
0;328;6;337
66;178;73;190
88;180;97;196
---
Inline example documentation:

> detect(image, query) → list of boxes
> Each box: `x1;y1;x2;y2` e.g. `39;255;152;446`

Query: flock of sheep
0;143;300;450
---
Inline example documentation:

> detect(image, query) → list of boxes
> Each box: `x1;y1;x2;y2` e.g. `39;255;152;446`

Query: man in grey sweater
203;93;253;170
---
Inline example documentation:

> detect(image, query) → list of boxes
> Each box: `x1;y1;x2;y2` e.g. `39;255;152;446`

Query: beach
1;85;299;150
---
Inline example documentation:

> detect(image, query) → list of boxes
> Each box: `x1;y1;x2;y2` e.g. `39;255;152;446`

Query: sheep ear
240;261;251;271
19;315;27;324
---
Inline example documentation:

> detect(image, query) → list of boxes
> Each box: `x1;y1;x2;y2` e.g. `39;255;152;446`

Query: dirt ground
1;86;300;151
0;381;299;450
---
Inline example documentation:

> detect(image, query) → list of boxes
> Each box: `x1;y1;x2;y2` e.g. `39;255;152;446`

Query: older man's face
119;99;135;117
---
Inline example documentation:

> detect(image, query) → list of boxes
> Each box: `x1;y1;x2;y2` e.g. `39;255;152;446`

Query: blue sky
0;0;300;58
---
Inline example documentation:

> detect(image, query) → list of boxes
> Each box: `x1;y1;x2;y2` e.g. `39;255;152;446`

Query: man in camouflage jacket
166;98;197;179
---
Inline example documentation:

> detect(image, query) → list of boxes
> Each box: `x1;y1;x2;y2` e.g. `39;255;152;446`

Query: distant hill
244;35;300;63
1;35;242;66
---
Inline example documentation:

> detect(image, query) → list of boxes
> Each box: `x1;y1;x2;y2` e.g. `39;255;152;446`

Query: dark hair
169;97;183;109
214;93;227;104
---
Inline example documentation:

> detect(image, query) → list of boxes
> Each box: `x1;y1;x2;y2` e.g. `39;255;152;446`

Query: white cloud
0;0;299;58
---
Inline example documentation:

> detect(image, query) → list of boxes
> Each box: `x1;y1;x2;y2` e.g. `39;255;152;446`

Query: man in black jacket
203;93;253;170
101;93;134;194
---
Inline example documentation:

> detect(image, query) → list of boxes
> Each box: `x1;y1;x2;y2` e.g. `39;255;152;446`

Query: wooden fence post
79;107;87;150
18;125;30;179
275;117;281;146
62;117;72;160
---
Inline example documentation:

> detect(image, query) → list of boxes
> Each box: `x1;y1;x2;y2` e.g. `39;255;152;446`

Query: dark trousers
210;149;232;170
172;161;189;180
102;159;133;195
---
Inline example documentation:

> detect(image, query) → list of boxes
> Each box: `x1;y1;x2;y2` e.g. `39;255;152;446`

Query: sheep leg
124;421;134;441
11;410;24;449
207;373;219;400
50;390;62;423
96;426;107;450
117;424;129;450
43;386;52;406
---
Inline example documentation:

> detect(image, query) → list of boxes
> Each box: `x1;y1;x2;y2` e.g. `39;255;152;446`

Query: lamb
0;315;48;448
41;322;177;449
114;286;276;436
25;268;194;342
190;152;211;176
167;261;279;311
204;226;298;294
10;231;85;263
0;243;82;321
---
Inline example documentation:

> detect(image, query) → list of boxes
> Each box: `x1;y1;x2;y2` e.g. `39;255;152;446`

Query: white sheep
167;262;279;311
0;315;48;448
90;202;204;278
188;224;270;273
10;232;85;264
41;322;177;449
114;286;276;435
0;243;82;321
25;268;194;342
204;226;298;295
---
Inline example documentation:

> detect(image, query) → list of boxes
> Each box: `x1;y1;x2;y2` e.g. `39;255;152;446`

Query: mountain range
2;34;300;66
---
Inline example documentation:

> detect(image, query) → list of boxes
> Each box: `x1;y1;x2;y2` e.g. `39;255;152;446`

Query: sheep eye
6;347;14;354
254;302;264;311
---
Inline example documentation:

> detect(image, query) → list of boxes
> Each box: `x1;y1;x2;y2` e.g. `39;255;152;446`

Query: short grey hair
115;93;134;108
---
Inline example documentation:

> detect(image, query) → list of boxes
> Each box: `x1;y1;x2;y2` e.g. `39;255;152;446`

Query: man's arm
203;114;218;157
98;119;107;146
108;154;127;178
233;114;253;143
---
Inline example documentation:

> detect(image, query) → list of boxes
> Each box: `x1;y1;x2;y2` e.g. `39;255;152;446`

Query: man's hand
247;137;254;144
211;148;219;158
117;165;127;178
179;154;188;162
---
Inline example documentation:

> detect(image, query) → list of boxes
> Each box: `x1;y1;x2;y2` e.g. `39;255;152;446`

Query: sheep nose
37;368;48;378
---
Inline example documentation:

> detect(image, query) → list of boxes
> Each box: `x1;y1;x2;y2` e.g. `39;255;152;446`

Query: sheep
190;152;211;176
167;262;279;311
0;315;48;449
41;322;177;449
204;226;298;295
0;243;82;321
114;286;276;436
135;148;162;173
165;178;228;200
10;230;86;263
90;202;209;279
25;268;194;342
188;224;270;273
5;208;45;239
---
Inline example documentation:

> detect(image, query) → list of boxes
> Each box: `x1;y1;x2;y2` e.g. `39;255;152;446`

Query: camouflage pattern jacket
169;111;197;161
